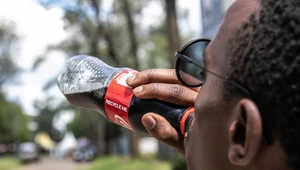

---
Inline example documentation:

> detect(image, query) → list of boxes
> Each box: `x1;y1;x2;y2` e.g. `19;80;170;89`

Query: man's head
228;0;300;169
185;0;300;170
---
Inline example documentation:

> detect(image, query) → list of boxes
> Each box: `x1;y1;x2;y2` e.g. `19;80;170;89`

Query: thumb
142;113;185;156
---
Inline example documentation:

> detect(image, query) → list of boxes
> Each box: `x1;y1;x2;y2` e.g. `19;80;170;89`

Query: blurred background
0;0;234;170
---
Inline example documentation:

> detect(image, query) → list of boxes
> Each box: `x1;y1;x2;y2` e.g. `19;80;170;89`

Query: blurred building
201;0;235;38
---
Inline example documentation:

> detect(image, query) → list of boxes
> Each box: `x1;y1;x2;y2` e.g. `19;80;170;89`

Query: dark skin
127;0;288;169
127;69;198;156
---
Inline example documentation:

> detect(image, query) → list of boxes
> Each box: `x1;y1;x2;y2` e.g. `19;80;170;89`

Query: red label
104;69;138;130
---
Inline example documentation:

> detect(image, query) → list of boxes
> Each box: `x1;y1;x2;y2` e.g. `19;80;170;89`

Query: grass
85;156;171;170
0;156;21;170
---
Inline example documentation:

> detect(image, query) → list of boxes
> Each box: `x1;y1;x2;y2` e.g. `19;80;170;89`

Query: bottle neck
180;107;195;136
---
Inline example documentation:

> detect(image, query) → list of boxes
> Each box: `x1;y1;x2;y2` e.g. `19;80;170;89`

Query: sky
0;0;67;115
0;0;201;129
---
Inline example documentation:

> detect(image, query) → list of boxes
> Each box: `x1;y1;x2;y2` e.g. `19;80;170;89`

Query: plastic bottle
57;55;194;136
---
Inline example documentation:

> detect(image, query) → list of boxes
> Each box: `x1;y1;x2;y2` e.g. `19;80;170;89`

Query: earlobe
228;99;263;166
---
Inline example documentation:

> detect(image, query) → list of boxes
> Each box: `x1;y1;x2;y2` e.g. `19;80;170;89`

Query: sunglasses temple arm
176;52;252;98
175;52;194;63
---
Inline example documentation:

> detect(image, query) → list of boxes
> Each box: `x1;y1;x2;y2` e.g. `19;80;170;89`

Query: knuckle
150;83;161;95
169;69;177;79
144;69;155;82
168;84;182;100
155;124;174;142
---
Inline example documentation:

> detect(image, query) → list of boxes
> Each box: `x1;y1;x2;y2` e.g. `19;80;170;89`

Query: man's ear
228;98;263;166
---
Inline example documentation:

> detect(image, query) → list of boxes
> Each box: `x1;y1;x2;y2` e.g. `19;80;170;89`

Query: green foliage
0;21;20;88
36;0;183;157
0;94;30;143
140;30;170;69
33;98;70;142
67;109;122;140
85;156;171;170
169;156;187;170
67;111;85;139
37;1;149;156
0;157;21;170
0;20;29;144
37;0;170;70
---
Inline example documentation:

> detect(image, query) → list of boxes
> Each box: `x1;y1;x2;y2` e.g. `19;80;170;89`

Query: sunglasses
175;38;273;145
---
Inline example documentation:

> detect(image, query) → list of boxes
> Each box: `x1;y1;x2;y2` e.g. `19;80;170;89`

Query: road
18;157;91;170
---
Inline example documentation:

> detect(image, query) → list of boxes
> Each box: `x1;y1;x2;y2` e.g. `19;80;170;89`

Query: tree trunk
122;0;140;70
165;0;180;68
85;111;105;156
156;0;181;159
90;0;120;67
129;131;140;157
88;0;122;156
103;30;120;67
122;0;140;157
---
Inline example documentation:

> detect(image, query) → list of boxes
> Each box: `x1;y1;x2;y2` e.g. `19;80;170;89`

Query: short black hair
227;0;300;169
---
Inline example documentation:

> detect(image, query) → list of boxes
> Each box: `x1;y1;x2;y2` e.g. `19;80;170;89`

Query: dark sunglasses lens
178;41;209;86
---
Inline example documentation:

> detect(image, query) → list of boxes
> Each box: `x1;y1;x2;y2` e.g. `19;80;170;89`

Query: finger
127;69;200;92
127;69;178;86
142;113;185;156
132;83;197;106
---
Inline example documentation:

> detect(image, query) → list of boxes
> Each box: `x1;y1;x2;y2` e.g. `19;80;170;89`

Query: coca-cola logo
114;115;133;130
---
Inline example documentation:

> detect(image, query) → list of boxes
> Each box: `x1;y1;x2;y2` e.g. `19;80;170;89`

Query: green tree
36;0;189;158
37;0;149;157
0;94;30;143
0;21;20;92
0;20;30;143
33;97;71;142
67;110;122;155
165;0;180;67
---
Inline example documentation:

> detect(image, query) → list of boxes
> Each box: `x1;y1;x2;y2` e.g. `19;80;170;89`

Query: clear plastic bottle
57;55;194;136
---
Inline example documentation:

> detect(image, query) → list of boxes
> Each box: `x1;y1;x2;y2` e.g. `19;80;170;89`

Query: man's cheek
184;118;198;161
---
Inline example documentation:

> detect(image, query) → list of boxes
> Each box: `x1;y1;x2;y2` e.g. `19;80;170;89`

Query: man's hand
126;69;198;156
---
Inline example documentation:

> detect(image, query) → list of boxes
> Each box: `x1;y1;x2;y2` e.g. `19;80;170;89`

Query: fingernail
133;86;143;93
143;115;156;130
127;75;136;83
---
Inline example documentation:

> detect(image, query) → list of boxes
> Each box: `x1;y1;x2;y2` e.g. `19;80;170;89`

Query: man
127;0;300;169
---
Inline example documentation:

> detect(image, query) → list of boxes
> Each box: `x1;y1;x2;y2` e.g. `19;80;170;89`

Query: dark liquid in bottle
64;87;193;135
128;96;190;135
64;87;108;118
